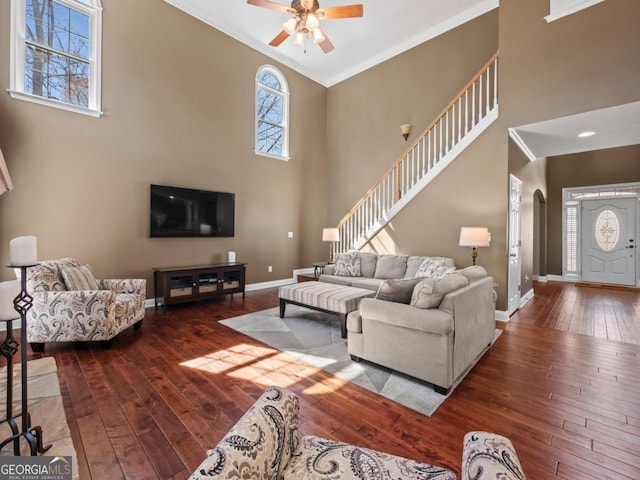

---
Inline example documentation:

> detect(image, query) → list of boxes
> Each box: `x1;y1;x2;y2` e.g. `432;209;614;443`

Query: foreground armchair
189;386;526;479
21;258;146;353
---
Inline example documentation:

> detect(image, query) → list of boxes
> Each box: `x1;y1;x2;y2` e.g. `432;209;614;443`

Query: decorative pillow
415;258;456;279
374;277;422;304
61;265;100;291
373;254;408;279
334;252;361;277
457;265;488;283
410;274;469;309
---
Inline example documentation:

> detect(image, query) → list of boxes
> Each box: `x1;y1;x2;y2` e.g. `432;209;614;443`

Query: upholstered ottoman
279;282;375;338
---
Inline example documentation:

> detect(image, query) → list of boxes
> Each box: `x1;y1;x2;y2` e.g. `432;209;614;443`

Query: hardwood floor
4;281;640;479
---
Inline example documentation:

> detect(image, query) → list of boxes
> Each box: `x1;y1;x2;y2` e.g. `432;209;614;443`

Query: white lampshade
459;227;490;247
305;13;319;31
283;17;297;35
322;228;339;242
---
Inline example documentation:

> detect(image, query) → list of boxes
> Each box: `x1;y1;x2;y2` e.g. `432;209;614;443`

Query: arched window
255;65;289;160
9;0;103;117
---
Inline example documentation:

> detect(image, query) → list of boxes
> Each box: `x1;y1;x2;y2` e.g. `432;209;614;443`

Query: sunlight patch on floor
179;343;322;388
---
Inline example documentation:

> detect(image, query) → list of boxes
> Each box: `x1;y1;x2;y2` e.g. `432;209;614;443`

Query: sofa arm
28;290;117;342
100;278;146;296
358;298;453;335
462;431;526;479
190;386;299;480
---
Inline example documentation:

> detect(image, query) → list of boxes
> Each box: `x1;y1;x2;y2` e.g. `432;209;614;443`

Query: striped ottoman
279;282;375;338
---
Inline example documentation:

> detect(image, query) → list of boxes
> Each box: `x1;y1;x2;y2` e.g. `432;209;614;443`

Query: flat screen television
150;184;235;238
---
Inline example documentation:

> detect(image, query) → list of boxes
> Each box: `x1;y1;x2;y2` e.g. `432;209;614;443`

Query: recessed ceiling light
578;131;596;138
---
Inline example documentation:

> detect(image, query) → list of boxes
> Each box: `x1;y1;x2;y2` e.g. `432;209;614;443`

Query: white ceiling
164;0;498;87
510;101;640;160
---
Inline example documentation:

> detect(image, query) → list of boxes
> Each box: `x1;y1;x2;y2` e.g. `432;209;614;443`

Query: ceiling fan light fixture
305;13;319;30
283;17;298;34
312;27;325;43
294;31;305;46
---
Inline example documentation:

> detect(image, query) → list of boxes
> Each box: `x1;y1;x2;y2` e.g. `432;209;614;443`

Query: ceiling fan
247;0;364;53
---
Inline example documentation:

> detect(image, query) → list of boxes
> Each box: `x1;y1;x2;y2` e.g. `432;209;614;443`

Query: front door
581;198;636;285
508;175;522;315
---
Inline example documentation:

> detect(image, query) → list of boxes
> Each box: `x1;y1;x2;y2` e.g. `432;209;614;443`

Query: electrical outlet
268;266;273;273
288;232;294;238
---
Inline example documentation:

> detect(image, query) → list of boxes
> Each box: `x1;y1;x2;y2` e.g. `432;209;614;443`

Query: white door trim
508;174;522;316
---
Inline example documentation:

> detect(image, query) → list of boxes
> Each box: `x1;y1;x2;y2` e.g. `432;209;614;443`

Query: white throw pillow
415;258;455;279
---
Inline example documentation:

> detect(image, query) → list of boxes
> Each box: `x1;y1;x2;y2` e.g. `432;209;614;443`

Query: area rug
0;357;79;479
221;305;501;416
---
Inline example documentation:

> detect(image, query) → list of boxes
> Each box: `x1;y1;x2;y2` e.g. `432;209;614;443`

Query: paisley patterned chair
189;386;526;480
21;258;146;353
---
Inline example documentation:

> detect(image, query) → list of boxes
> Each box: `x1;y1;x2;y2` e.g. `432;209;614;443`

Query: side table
312;262;328;278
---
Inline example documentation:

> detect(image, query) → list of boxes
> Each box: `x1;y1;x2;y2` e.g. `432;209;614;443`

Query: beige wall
326;10;499;221
546;145;640;275
508;139;547;297
0;0;328;292
499;0;640;307
325;11;507;296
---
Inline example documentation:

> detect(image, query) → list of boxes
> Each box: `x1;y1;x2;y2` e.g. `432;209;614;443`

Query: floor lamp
322;228;339;264
459;227;490;266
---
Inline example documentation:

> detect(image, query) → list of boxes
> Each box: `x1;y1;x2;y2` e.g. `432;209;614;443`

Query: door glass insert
595;209;620;251
169;275;193;297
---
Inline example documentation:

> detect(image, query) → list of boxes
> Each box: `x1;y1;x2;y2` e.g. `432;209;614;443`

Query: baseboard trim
495;310;509;323
533;275;548;283
520;288;534;308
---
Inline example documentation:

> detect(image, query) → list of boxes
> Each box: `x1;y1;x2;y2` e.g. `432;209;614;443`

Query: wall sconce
322;227;340;264
400;124;412;141
459;227;490;266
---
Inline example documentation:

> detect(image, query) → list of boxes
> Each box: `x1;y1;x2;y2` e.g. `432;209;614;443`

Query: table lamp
459;227;490;266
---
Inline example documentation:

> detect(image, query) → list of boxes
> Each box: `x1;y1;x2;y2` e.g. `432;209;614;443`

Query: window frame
9;0;103;117
255;65;290;161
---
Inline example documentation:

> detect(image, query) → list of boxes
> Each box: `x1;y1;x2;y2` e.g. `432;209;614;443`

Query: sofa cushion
374;278;422;304
458;265;488;283
356;252;378;278
334;252;361;277
415;258;455;279
285;435;455;480
410;274;470;309
373;254;408;279
318;274;352;287
62;265;100;291
349;277;385;291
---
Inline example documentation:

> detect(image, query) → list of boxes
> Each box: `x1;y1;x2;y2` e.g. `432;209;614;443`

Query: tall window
255;65;289;160
9;0;103;117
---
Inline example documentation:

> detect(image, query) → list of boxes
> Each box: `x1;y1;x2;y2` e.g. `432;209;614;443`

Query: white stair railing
336;52;499;253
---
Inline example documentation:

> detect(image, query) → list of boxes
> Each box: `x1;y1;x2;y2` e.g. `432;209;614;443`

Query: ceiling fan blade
316;4;363;19
317;29;334;53
247;0;295;14
269;30;291;47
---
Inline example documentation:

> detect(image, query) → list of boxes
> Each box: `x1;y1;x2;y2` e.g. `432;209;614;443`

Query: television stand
153;263;246;310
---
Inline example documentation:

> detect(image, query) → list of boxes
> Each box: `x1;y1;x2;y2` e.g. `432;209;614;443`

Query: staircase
336;52;499;253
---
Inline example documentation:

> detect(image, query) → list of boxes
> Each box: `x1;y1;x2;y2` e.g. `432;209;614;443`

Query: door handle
510;253;517;257
626;245;635;249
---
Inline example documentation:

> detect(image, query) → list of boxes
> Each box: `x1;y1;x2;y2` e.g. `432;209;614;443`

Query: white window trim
255;65;290;161
8;0;103;117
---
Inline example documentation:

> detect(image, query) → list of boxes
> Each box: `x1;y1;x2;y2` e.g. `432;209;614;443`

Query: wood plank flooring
3;280;640;479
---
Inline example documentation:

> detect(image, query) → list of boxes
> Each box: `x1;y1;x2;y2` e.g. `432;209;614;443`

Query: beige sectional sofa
348;270;496;394
190;386;527;480
320;252;456;291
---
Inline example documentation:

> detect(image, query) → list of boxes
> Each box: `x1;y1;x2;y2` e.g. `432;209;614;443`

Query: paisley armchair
189;386;526;480
21;258;146;353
